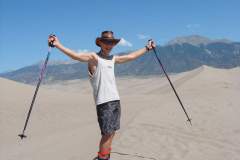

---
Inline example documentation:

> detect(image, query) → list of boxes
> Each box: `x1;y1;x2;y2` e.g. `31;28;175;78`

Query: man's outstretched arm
56;43;96;62
48;35;97;62
115;40;156;64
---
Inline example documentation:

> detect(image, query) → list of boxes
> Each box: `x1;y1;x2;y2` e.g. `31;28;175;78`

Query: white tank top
89;54;120;105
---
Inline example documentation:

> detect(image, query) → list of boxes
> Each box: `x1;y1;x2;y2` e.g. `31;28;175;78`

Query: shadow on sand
92;152;158;160
111;152;158;160
92;156;98;160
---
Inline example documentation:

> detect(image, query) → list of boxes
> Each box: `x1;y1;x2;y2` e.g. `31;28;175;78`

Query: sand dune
0;66;240;160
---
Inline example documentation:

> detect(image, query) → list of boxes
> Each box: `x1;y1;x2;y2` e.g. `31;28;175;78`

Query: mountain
1;35;240;84
167;35;232;46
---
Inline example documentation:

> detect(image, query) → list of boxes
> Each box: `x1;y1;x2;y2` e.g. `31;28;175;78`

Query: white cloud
77;49;89;53
186;24;200;32
137;34;150;40
118;38;133;47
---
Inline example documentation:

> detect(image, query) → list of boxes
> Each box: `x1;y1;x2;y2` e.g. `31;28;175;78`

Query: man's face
100;42;114;55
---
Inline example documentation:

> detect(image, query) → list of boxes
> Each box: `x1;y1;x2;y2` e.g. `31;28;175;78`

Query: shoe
97;157;109;160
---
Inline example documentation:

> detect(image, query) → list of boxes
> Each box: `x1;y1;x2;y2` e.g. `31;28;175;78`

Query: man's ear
99;42;104;48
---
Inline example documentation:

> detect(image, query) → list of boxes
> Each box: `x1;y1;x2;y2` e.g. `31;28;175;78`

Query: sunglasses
101;39;116;45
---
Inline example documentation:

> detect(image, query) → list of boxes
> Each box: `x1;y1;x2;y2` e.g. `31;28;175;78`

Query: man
48;31;156;160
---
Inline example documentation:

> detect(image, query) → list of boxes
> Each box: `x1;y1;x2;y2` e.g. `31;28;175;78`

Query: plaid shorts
96;100;121;135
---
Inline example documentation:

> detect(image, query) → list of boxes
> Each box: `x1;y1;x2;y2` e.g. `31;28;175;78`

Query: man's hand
146;39;156;51
48;35;61;48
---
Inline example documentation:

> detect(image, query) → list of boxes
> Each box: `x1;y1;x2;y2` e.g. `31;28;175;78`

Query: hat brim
96;37;120;47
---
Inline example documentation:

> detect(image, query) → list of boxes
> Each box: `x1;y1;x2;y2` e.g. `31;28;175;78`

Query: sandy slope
0;66;240;160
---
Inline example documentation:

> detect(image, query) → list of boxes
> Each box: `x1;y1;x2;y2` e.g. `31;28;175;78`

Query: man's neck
98;50;113;60
99;50;109;58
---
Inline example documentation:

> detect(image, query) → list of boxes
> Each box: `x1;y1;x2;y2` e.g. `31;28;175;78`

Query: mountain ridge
166;35;232;46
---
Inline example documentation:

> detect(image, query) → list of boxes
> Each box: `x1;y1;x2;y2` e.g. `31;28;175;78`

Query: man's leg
97;100;121;159
98;132;115;159
108;132;115;147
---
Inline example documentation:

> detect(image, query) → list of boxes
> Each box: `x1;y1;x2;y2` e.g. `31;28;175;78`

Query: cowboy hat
96;31;120;47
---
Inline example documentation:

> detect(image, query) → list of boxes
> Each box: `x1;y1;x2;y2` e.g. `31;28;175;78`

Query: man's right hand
48;34;61;48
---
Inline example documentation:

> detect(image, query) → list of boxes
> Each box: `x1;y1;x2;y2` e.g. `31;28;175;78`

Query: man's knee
102;132;115;140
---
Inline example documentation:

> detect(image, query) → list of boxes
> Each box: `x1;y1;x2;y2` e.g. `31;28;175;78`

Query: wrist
55;43;62;49
145;45;150;52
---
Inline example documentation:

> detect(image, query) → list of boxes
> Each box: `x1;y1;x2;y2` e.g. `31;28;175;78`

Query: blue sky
0;0;240;73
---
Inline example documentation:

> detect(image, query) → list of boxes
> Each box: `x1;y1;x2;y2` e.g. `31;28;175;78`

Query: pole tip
187;119;192;126
18;134;27;139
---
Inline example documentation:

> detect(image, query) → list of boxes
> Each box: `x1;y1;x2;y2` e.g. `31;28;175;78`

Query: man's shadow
92;156;98;160
92;152;158;160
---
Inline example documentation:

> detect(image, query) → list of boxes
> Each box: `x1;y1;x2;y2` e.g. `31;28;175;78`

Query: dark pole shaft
19;47;51;139
152;47;192;125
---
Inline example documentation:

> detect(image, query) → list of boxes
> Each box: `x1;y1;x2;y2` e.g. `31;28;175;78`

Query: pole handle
48;34;56;48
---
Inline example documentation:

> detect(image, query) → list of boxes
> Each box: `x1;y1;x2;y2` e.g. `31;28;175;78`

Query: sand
0;65;240;160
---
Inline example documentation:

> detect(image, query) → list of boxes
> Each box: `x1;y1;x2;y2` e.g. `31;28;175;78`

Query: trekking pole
18;34;56;139
149;40;192;125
